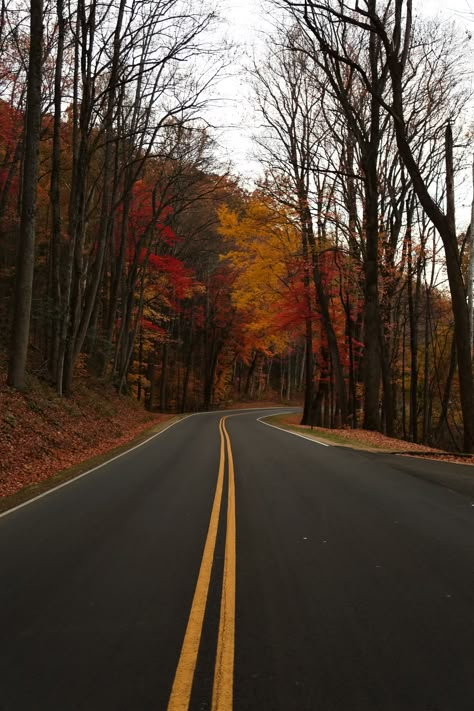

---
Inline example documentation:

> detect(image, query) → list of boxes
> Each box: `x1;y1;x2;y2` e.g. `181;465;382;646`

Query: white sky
211;0;474;216
209;0;270;181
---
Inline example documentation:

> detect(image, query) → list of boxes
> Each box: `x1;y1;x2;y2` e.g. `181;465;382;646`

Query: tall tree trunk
407;219;419;442
160;342;168;411
181;340;194;413
48;0;64;382
204;348;219;411
137;325;143;401
55;8;81;395
245;352;257;396
304;205;348;424
468;155;474;358
286;351;291;401
389;37;474;450
74;0;126;366
362;154;382;430
344;291;358;428
422;291;432;442
402;318;407;440
103;193;131;377
61;0;96;395
301;232;314;425
435;337;458;450
7;0;43;389
362;31;384;431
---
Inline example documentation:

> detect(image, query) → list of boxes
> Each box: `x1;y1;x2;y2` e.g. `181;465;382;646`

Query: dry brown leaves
280;414;474;465
0;368;172;498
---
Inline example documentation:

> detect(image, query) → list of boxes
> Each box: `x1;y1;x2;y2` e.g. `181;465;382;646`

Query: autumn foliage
1;0;473;460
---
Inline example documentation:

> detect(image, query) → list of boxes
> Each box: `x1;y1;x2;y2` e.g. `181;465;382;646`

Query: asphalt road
1;408;474;710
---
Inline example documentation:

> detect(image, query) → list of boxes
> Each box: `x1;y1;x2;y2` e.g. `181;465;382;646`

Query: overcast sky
211;0;474;197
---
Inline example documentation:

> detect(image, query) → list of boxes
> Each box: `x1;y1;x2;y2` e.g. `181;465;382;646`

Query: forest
1;0;473;454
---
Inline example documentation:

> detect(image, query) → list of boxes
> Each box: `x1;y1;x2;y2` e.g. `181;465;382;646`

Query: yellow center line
212;418;236;711
167;418;227;711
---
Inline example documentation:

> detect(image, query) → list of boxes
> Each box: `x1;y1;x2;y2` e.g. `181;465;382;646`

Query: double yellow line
167;417;236;711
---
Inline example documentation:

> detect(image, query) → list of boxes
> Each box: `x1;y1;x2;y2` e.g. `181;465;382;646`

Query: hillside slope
0;362;171;499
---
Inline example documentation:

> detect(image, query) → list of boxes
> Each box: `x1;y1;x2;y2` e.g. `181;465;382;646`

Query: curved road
1;408;474;710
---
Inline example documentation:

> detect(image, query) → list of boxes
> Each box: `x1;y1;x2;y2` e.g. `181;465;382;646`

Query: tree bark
388;47;474;451
468;155;474;357
48;0;64;382
304;206;348;425
7;0;43;389
301;232;314;424
362;150;382;430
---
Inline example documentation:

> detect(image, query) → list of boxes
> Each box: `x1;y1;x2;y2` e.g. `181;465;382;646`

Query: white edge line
0;414;193;520
0;406;296;518
194;406;293;416
225;407;300;420
1;406;302;520
257;415;330;447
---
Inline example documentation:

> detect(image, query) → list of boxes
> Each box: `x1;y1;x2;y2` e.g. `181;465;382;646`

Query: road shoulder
260;413;474;500
0;414;186;515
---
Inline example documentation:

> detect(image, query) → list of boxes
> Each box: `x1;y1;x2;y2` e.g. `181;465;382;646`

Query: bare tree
7;0;43;389
53;0;220;394
252;29;349;425
277;0;474;450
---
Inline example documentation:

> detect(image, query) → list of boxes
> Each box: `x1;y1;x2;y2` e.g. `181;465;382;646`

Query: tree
251;30;349;425
7;0;43;389
277;0;474;450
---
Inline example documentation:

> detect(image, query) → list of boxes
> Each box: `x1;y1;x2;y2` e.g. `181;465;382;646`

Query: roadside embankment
0;366;177;509
265;413;474;464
